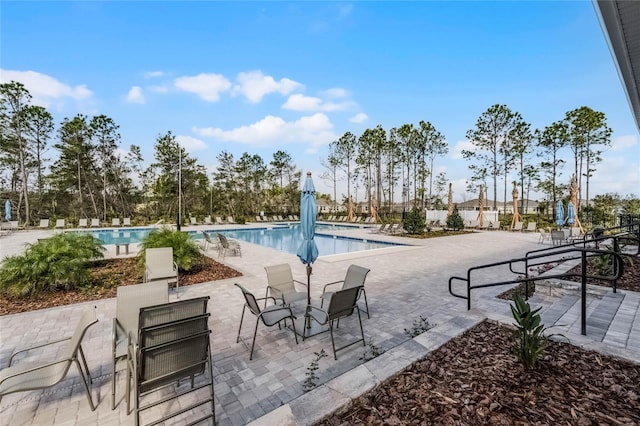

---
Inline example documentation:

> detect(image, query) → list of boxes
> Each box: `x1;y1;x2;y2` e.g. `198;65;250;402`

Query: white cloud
282;94;351;112
193;113;337;151
322;88;348;99
126;86;145;104
611;134;637;151
349;112;368;123
144;71;165;78
451;140;474;160
0;69;92;108
232;70;302;103
174;73;231;102
176;135;208;151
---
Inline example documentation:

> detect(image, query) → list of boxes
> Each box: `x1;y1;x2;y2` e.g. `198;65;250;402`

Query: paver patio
0;224;638;425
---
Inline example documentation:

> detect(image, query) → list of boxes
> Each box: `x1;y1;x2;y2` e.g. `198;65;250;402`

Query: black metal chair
130;297;215;426
306;286;366;360
235;283;298;360
321;265;371;318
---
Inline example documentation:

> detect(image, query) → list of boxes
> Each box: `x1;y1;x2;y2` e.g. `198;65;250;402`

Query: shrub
402;208;426;235
510;295;548;369
138;227;202;272
446;205;464;230
0;233;105;297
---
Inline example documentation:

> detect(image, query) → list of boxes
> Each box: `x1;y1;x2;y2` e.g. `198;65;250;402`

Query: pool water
83;224;402;256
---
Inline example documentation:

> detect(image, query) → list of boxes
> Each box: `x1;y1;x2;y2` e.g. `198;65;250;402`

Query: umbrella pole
305;264;312;334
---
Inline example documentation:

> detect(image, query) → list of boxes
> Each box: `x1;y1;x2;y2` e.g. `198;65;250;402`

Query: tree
538;121;568;219
464;104;518;211
270;150;292;189
23;105;53;216
417;121;447;209
565;106;612;207
320;144;342;213
396;123;417;209
89;115;120;220
334;131;358;208
511;119;534;214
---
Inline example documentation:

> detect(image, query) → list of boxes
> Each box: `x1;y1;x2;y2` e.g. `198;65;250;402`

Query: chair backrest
234;283;262;318
62;307;99;360
55;219;65;228
123;218;131;226
112;218;120;226
116;281;169;343
78;218;88;227
39;219;49;228
190;217;197;225
343;265;370;290
326;286;361;321
203;231;213;244
227;216;234;223
264;264;295;294
215;216;223;224
138;296;210;333
217;233;230;249
91;218;100;227
526;222;537;231
145;247;175;276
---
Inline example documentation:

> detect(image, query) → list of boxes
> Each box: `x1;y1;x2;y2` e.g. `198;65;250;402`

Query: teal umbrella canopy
5;200;10;221
556;200;565;228
297;172;319;305
567;201;575;225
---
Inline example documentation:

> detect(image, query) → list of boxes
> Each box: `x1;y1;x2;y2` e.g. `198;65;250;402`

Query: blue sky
2;1;638;203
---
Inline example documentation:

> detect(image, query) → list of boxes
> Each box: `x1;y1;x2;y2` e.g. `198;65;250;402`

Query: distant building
456;198;541;214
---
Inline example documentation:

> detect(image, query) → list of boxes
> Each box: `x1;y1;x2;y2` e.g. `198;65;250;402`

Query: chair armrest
306;305;328;325
113;319;128;347
322;280;344;293
173;261;178;272
9;337;71;366
1;358;71;386
258;306;296;321
292;279;308;291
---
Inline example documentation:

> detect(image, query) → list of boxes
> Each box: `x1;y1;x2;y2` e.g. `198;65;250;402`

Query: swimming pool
83;224;402;256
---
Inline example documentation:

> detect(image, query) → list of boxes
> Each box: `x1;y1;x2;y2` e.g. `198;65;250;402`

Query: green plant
402;208;426;235
359;338;385;361
446;205;464;230
138;227;203;272
302;349;328;392
404;315;435;338
0;232;105;297
510;295;548;369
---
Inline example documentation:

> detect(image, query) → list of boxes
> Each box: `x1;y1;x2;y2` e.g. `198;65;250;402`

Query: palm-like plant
138;227;202;272
511;295;548;369
0;233;105;296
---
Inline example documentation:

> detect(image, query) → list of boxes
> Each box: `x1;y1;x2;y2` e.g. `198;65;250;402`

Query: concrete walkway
0;225;638;425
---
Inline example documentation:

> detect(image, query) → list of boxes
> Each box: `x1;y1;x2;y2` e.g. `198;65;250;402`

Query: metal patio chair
321;264;371;318
131;297;214;426
217;233;241;258
306;286;366;360
111;281;168;410
0;307;99;410
264;263;307;306
144;247;179;295
235;283;298;360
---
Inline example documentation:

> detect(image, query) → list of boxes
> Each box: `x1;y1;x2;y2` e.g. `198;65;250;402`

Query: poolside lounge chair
201;231;219;253
235;283;298;360
0;307;99;410
538;228;551;244
39;218;50;229
111;281;168;410
525;222;537;232
204;216;213;225
264;263;307;306
288;215;294;221
144;247;179;295
305;286;366;360
190;216;199;225
133;297;215;425
551;230;566;246
511;221;523;232
374;223;388;234
78;218;88;228
488;221;500;231
227;216;236;224
112;218;121;227
293;215;299;220
321;264;371;318
217;233;241;258
272;215;279;222
215;216;224;224
123;218;131;227
255;216;263;222
90;218;100;227
54;219;66;229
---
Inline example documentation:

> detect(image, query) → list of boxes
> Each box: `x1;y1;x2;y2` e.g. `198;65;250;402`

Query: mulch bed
318;320;640;425
0;256;242;316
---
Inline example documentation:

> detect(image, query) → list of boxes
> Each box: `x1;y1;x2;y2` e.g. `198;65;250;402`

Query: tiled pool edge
248;312;486;426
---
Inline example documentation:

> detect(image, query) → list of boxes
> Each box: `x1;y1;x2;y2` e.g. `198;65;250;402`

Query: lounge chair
272;215;279;222
78;218;88;228
133;297;215;425
374;223;388;234
293;215;299;220
0;307;99;410
217;233;241;258
90;218;100;227
525;222;537;232
9;221;19;231
305;286;366;360
511;221;523;232
215;216;224;224
54;219;66;229
321;264;371;318
123;218;131;227
39;218;50;229
112;218;121;227
227;216;236;224
288;215;294;220
144;247;179;295
190;216;199;225
204;216;213;225
111;281;168;410
551;230;566;246
488;221;500;231
255;216;263;222
264;263;307;306
201;231;219;253
538;228;551;244
235;283;298;360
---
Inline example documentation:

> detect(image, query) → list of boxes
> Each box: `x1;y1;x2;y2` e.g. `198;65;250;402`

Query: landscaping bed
0;256;242;316
318;320;640;425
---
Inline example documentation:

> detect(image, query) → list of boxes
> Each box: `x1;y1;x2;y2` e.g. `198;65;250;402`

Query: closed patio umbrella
567;201;575;226
5;200;11;221
556;200;565;229
296;172;319;306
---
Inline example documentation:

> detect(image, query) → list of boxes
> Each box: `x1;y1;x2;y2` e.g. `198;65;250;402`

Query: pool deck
1;224;638;425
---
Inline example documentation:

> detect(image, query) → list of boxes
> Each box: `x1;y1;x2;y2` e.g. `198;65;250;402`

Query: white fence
425;209;498;225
